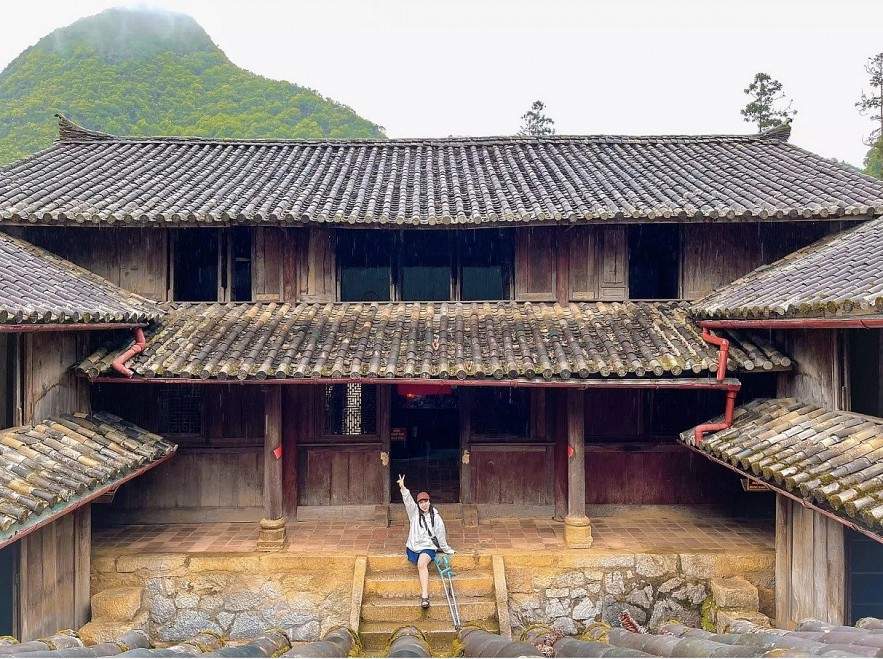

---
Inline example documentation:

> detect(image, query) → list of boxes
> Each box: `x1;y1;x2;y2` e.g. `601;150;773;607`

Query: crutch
434;553;461;630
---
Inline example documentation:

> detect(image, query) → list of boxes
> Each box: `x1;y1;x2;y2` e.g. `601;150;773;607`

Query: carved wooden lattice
156;385;203;435
324;384;377;435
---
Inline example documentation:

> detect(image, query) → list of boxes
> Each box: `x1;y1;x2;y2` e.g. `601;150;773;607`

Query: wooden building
685;216;883;625
0;231;173;639
1;115;883;633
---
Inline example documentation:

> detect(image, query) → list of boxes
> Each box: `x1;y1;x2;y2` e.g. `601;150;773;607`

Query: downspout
111;327;146;378
694;327;739;445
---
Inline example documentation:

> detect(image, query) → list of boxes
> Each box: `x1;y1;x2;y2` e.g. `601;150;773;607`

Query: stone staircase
358;554;498;653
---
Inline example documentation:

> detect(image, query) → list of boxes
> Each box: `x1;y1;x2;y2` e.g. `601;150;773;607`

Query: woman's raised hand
397;474;406;490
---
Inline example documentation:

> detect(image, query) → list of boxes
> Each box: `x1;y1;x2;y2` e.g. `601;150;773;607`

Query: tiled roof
78;301;790;381
2;117;883;226
680;398;883;535
693;217;883;320
0;231;163;325
0;412;176;547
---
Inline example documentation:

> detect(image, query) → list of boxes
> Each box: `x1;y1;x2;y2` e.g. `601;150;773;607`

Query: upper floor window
172;228;252;302
848;329;882;418
628;225;680;299
325;384;378;436
338;230;512;302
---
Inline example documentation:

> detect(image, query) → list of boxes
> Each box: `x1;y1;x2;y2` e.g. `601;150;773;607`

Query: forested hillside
0;7;384;164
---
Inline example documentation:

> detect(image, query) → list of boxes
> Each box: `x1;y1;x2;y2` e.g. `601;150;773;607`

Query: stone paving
93;515;774;554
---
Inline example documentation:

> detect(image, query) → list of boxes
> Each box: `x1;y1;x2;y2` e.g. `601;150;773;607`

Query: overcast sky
2;0;883;166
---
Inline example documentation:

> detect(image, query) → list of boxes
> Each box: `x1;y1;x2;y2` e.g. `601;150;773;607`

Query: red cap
416;491;430;502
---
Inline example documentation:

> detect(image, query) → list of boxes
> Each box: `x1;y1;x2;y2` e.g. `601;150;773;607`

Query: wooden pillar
459;388;477;526
377;385;392;527
73;505;91;629
281;386;298;522
552;390;568;521
564;388;592;548
257;386;286;551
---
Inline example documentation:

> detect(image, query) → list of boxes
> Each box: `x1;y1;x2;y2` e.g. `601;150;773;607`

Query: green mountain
0;7;385;164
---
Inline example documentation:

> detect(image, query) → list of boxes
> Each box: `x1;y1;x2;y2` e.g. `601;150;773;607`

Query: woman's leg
417;552;432;598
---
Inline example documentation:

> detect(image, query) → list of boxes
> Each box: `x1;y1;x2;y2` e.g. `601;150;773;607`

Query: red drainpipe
111;327;146;378
694;327;738;445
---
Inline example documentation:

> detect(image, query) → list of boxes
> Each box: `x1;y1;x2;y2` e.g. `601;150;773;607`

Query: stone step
363;572;494;598
366;552;490;573
359;619;498;652
360;595;497;623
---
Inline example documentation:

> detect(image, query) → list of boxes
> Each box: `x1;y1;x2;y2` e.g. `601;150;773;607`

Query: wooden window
324;384;378;436
171;228;252;302
336;230;513;302
847;529;883;622
628;225;679;299
472;387;530;438
847;329;883;418
156;385;204;436
515;227;556;300
338;231;393;301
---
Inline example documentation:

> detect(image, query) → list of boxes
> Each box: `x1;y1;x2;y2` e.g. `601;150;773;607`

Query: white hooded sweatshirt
401;488;455;554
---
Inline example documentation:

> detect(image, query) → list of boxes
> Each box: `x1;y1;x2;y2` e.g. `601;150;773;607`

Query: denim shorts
406;547;437;564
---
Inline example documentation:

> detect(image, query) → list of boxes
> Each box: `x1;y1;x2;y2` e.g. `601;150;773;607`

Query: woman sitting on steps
397;473;455;609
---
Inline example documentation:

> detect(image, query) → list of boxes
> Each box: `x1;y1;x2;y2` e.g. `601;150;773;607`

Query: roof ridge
54;115;782;146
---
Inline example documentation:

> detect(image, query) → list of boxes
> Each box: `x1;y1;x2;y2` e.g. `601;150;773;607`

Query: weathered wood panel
117;229;168;300
104;449;264;523
298;444;383;506
598;227;627;300
298;228;336;302
681;223;842;301
24;332;89;424
585;443;747;504
569;226;599;301
776;329;838;408
18;508;89;640
470;444;553;505
515;227;555;301
252;227;284;301
775;495;845;627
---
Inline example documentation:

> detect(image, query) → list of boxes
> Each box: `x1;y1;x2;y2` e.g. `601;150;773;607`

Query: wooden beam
553;389;567;521
258;386;286;550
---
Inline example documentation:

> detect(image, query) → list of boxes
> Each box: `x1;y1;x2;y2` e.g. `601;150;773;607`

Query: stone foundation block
716;608;770;634
78;620;141;645
463;504;479;528
91;586;144;622
257;517;287;551
710;576;759;611
564;515;593;548
374;505;389;527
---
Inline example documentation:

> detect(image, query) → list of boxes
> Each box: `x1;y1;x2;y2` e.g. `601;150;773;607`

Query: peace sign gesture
397;474;406;490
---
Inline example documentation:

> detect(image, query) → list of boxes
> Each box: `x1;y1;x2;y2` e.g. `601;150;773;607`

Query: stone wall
91;553;355;643
504;551;775;635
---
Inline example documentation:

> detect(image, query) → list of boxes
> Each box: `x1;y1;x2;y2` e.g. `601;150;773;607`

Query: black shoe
421;598;430;609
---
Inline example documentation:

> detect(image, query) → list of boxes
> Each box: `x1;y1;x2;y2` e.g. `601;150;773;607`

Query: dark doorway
389;387;459;503
0;544;17;636
628;225;680;299
847;530;883;622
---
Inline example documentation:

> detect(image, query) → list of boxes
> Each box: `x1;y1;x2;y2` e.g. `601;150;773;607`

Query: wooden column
257;386;286;550
552;390;568;521
564;388;592;547
377;385;392;527
459;388;477;526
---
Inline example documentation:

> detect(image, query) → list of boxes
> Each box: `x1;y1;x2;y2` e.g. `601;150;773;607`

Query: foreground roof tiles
2;117;883;226
0;412;176;547
78;301;790;381
0;231;163;325
680;398;883;535
693;217;883;320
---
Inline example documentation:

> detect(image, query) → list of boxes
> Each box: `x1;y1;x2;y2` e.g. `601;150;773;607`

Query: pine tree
740;73;797;132
518;100;556;136
856;53;883;145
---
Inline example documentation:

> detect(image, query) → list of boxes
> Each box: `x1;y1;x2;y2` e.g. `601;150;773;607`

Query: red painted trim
88;375;743;390
699;318;883;329
683;444;883;546
0;323;147;333
111;327;147;378
0;450;176;551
